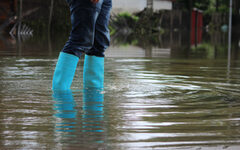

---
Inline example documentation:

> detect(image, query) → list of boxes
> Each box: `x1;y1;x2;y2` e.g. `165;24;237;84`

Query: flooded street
1;0;240;148
0;32;240;149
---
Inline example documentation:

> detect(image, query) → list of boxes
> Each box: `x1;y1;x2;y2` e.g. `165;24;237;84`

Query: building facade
112;0;173;14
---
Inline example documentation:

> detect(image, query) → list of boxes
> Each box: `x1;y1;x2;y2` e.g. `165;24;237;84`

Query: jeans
62;0;112;58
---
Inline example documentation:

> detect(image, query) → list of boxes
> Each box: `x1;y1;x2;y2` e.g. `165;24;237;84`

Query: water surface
0;54;240;149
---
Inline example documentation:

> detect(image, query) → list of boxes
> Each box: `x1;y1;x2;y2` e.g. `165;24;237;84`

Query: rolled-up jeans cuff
62;44;85;58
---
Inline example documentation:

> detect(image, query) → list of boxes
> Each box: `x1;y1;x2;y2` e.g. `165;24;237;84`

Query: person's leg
62;0;103;58
53;0;104;90
83;0;112;89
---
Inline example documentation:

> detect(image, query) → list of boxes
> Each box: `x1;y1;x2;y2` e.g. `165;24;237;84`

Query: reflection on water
0;55;239;149
0;22;240;149
0;28;239;59
52;89;106;149
53;90;77;133
82;89;104;134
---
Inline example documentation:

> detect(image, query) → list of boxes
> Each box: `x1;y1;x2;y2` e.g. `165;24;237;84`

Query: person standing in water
52;0;112;90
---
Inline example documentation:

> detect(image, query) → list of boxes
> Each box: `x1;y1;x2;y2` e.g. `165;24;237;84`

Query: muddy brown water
0;33;240;149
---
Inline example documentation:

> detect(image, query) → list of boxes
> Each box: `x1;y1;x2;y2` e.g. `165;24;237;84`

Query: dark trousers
62;0;112;58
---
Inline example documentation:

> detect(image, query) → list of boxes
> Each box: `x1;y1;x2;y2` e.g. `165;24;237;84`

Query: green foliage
175;0;230;14
191;43;215;59
109;25;116;36
118;12;139;22
194;0;211;11
204;0;229;15
111;12;139;30
111;10;164;35
109;10;165;47
218;4;229;13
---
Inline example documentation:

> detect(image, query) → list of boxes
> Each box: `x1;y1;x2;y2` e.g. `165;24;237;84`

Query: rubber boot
83;55;104;89
52;52;79;90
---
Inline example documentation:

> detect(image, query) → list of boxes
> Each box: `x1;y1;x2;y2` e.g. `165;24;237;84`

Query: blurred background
0;0;239;58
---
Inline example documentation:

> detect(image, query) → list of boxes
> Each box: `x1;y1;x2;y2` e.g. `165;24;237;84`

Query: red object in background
191;10;196;45
197;12;203;44
191;9;203;46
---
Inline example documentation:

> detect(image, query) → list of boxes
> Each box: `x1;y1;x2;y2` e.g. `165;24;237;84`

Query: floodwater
0;32;240;150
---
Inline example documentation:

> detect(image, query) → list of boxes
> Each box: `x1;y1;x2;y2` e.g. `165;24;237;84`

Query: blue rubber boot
52;52;79;90
83;55;104;89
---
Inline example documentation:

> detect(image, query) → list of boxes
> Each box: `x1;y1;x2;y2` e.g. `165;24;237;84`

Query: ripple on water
0;57;240;149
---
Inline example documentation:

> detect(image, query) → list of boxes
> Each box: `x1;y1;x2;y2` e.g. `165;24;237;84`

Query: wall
153;0;172;11
112;0;172;14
